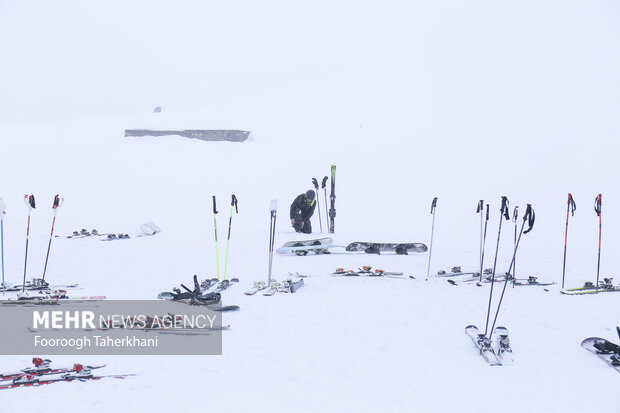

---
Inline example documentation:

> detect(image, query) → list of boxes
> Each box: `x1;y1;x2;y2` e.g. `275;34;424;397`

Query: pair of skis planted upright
311;164;336;234
467;197;535;366
465;325;513;366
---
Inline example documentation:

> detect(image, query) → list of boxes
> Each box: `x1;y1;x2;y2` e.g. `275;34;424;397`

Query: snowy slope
0;1;619;412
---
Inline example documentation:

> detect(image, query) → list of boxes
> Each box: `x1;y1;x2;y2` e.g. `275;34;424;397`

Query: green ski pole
213;196;220;280
223;194;238;280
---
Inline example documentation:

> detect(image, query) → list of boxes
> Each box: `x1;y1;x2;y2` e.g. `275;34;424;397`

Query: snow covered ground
0;1;619;412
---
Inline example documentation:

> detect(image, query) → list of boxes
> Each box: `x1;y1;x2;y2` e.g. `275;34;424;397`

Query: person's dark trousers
292;213;312;234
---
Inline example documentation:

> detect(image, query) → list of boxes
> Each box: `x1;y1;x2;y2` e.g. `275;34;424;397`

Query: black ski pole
479;204;489;282
312;178;323;233
426;197;438;280
213;196;220;281
268;200;277;286
329;165;336;234
22;194;36;293
490;204;535;335
42;195;63;282
223;194;238;281
511;206;519;287
594;194;602;292
561;194;576;289
484;196;510;337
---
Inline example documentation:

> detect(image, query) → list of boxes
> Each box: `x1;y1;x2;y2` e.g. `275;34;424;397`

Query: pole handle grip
231;194;238;213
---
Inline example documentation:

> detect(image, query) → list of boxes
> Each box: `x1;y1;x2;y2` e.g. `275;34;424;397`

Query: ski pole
479;203;489;282
594;194;602;292
322;176;328;227
312;178;323;233
426;197;438;280
490;204;535;335
0;197;6;294
511;206;519;287
22;194;36;292
477;200;484;273
223;194;238;280
484;196;510;337
212;196;220;281
561;194;576;289
268;200;278;286
42;195;63;282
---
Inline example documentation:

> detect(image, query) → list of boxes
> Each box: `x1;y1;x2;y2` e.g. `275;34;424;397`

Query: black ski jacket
290;193;316;220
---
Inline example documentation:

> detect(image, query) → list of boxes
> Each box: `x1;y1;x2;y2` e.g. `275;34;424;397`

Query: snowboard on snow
345;242;427;255
581;333;620;373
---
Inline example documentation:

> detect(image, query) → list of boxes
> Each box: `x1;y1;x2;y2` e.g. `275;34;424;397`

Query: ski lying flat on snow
212;278;239;293
0;374;135;390
263;283;280;296
332;267;405;277
244;281;267;295
465;325;502;366
561;278;616;294
0;364;106;381
260;279;304;295
435;267;481;277
581;336;620;373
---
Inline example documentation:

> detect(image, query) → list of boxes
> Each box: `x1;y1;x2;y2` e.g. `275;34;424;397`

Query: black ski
329;165;336;233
